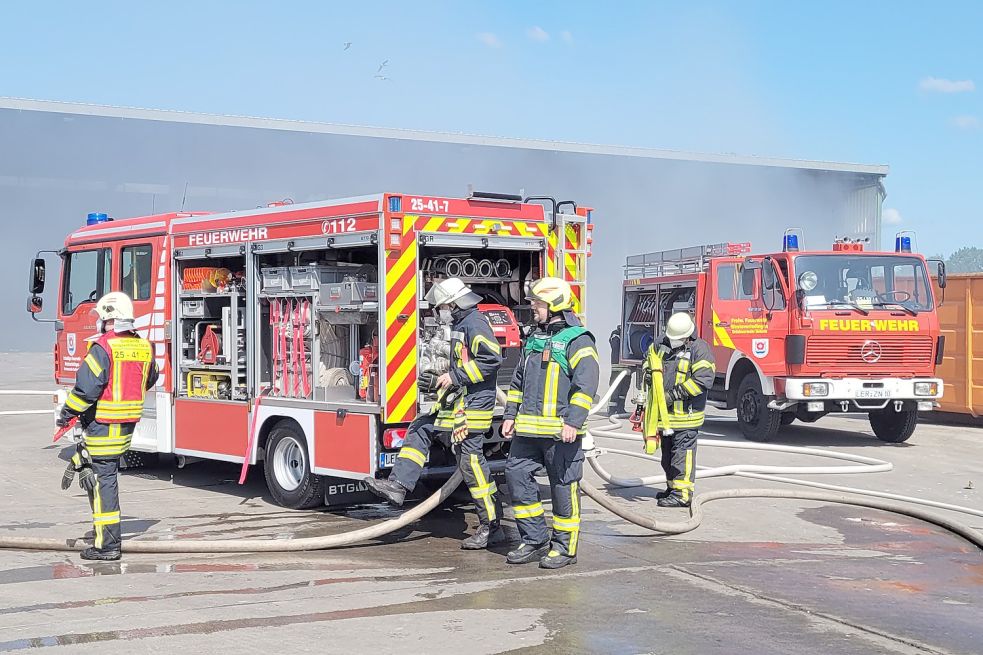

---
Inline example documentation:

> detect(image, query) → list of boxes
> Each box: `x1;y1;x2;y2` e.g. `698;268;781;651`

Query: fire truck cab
619;232;947;443
28;192;592;508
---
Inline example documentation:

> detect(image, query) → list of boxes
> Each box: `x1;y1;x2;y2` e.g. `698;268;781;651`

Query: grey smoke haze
0;106;882;371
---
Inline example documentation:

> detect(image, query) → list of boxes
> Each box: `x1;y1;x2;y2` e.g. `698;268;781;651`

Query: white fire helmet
665;312;696;342
425;278;481;309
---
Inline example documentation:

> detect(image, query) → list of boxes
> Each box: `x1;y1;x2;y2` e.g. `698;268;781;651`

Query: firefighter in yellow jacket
57;292;158;560
642;312;715;508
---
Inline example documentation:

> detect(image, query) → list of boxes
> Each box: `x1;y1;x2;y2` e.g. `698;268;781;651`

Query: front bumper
777;377;942;412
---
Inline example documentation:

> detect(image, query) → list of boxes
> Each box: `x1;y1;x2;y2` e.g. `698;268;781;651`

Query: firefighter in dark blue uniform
364;278;504;549
503;278;599;569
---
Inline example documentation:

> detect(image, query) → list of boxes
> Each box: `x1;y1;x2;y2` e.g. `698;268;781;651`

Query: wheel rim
740;389;761;427
272;436;306;492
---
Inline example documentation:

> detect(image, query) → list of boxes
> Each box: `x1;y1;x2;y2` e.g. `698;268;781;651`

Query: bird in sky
343;42;352;51
374;74;390;81
377;59;389;73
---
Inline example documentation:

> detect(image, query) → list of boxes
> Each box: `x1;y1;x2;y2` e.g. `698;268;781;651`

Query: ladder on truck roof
549;210;589;324
624;242;751;279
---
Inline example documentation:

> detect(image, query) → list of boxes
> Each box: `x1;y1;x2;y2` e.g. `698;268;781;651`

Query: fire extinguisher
358;334;379;401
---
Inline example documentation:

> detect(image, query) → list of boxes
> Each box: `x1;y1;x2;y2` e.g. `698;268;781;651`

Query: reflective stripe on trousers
88;458;122;551
661;428;698;503
505;436;583;556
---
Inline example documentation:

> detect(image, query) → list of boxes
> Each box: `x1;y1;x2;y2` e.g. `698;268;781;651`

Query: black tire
736;375;781;442
263;422;324;509
780;413;796;426
869;408;918;443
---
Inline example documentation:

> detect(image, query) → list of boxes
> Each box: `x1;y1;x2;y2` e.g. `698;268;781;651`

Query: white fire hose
581;373;983;549
0;376;980;553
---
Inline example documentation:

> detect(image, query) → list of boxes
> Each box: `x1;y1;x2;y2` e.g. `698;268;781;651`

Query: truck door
57;247;113;384
116;239;167;451
707;257;789;377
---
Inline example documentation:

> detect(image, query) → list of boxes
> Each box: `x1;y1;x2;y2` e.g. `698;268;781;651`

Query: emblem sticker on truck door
752;338;769;359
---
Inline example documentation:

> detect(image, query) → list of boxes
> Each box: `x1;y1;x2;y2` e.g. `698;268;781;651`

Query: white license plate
857;389;889;399
378;451;428;469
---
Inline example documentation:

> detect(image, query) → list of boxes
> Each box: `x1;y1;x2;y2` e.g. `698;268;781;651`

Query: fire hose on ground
0;375;980;553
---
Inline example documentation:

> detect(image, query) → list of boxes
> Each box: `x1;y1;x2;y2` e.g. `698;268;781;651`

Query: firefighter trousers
390;414;499;524
505;436;584;557
86;457;122;551
661;428;698;503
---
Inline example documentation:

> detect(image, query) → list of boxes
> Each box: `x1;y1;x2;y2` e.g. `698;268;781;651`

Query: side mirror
30;258;46;295
937;261;947;289
28;296;43;314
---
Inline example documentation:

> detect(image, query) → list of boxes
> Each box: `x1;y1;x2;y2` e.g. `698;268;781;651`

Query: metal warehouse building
0;98;888;352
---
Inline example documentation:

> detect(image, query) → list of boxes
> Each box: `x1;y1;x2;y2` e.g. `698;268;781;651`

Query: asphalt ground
1;353;981;654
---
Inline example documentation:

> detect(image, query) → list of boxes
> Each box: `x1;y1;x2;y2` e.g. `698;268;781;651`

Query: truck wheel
736;375;781;442
264;422;324;509
869;408;918;443
780;413;796;426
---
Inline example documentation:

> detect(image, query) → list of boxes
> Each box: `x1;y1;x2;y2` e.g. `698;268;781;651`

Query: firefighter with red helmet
57;292;159;561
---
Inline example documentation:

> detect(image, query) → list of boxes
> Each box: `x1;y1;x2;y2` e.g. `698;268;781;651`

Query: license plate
378;451;428;469
857;389;889;399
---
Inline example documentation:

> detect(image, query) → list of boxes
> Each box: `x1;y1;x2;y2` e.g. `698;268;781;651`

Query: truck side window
62;249;111;314
736;264;757;300
716;264;738;300
763;261;787;310
121;244;153;301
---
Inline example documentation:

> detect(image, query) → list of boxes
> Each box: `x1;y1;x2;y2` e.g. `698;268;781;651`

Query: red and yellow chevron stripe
384;217;420;423
383;214;552;422
545;224;585;314
418;217;547;238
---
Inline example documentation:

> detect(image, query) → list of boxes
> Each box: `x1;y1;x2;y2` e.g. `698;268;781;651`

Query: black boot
539;549;577;570
461;522;504;550
655;487;673;500
506;542;550;564
657;493;690;508
80;547;121;561
362;477;407;507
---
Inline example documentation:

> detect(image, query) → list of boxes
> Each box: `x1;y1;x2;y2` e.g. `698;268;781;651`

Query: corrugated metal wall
842;178;885;239
0;107;885;352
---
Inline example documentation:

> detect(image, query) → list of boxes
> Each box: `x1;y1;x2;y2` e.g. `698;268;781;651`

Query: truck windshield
793;255;934;313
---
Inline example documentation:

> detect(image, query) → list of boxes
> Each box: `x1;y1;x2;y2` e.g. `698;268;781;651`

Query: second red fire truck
617;232;946;442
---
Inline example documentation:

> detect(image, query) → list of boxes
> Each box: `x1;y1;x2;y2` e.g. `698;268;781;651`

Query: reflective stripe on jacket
62;331;159;451
644;337;715;429
505;321;599;438
434;307;502;433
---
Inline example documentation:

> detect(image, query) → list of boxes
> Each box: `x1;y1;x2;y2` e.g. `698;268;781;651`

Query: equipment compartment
257;247;379;404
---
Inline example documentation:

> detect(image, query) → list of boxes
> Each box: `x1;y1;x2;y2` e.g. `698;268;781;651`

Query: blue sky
2;0;979;256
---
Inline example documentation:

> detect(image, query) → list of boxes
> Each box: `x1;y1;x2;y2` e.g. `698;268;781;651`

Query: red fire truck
617;232;947;442
28;192;592;507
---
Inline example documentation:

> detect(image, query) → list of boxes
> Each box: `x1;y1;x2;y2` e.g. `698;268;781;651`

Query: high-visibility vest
94;331;154;424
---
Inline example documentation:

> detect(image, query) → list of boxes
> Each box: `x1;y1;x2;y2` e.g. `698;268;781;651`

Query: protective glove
451;408;468;444
78;465;96;492
666;386;687;403
418;370;439;393
60;460;77;490
55;413;73;428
